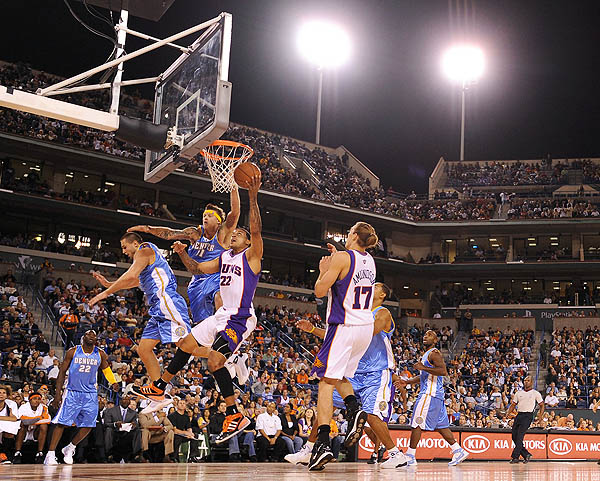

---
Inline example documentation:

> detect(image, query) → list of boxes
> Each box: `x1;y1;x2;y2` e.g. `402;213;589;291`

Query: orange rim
201;140;254;161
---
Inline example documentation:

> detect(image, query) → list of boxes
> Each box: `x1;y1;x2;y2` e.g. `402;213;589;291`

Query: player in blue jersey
127;187;240;324
287;282;407;469
397;329;468;466
44;330;118;465
89;233;191;403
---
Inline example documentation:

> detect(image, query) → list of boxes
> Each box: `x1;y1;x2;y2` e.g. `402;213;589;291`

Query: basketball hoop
201;140;254;193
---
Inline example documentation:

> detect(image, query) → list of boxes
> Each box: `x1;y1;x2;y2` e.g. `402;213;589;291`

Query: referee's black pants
511;412;533;460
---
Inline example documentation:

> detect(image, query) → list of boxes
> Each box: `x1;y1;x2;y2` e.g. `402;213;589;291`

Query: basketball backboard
144;13;232;183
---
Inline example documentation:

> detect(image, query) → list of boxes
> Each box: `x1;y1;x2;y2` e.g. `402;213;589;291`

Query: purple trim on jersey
218;311;252;353
327;251;355;325
311;323;340;378
240;249;260;308
383;384;396;423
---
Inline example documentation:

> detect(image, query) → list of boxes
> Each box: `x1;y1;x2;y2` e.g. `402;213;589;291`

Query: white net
201;140;254;193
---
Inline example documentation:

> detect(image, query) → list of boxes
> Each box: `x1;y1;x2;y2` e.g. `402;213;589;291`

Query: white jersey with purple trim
218;248;260;311
326;249;376;326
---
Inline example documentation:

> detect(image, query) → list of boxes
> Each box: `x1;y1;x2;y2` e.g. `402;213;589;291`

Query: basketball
234;161;261;188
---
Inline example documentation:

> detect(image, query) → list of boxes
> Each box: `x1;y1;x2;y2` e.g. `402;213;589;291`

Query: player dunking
133;174;262;444
397;330;468;466
308;222;379;471
288;282;407;469
127;187;240;324
89;233;191;409
44;330;118;465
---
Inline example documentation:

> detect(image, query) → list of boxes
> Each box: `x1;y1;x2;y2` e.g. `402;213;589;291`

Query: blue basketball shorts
332;369;395;421
410;394;450;431
188;274;221;324
53;389;98;428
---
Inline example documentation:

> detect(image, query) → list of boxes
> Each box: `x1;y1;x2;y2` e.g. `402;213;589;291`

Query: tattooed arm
127;225;199;241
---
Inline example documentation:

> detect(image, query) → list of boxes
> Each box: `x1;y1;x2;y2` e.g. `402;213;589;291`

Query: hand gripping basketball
234;162;261;188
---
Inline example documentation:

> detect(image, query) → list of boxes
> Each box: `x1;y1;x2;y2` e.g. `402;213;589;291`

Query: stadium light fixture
297;21;350;144
442;44;485;161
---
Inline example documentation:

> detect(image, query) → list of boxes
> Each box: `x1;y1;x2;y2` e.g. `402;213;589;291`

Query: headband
203;209;222;224
29;393;42;400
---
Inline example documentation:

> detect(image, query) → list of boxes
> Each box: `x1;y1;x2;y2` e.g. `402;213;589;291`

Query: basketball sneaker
448;447;469;466
215;412;250;444
12;451;22;464
308;441;334;471
405;453;417;466
62;444;76;465
0;453;11;464
141;396;174;414
44;452;58;466
380;448;407;469
34;452;45;464
284;442;312;465
344;409;368;447
131;382;166;401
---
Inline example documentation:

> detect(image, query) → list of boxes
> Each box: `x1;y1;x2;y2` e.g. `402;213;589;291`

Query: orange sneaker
131;382;166;401
215;413;250;444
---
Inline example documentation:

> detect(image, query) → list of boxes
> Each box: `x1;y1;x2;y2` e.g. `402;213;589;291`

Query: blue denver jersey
354;306;395;374
137;242;189;324
67;345;101;393
187;226;225;286
418;347;445;400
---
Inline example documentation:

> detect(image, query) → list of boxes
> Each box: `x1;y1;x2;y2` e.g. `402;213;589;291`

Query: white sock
67;442;76;450
47;450;55;456
450;442;461;452
14;451;21;455
306;441;314;449
407;447;416;456
388;447;400;455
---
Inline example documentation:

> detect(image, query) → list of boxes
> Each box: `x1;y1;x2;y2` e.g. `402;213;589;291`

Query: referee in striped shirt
505;375;544;464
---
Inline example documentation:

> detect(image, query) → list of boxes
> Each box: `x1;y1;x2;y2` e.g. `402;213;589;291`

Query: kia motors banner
547;434;600;460
358;428;600;460
357;430;451;460
460;431;546;460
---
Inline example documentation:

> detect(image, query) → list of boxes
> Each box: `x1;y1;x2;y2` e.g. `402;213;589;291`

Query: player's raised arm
51;347;76;410
88;247;150;306
128;224;199;242
245;174;263;270
218;185;241;246
314;251;349;298
172;241;219;275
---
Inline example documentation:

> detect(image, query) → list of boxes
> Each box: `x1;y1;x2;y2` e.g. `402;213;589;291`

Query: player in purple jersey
133;174;263;444
308;221;380;471
127;186;240;324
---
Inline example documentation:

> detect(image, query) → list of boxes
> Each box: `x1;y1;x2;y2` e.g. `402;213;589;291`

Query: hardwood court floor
1;461;600;481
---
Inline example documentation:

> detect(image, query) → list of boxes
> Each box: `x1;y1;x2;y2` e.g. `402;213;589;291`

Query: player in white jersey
288;282;406;469
133;173;262;444
308;222;379;471
397;330;468;466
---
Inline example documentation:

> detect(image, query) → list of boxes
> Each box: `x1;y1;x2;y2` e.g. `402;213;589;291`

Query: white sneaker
141;395;174;414
225;357;237;380
284;443;312;465
448;448;469;466
44;452;58;466
380;449;407;469
62;444;76;465
234;353;249;385
405;453;417;466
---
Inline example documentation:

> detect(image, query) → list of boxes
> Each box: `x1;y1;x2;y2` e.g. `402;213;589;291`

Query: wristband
309;326;315;333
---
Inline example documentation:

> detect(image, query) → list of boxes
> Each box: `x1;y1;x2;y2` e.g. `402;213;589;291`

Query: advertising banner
460;431;546;460
357;430;451;460
547;433;600;460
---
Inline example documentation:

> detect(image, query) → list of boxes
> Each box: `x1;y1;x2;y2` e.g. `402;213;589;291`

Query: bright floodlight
297;21;350;69
442;45;485;84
